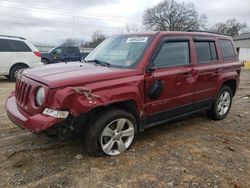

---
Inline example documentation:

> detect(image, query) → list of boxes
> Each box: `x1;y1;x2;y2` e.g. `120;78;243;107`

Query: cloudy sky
0;0;249;46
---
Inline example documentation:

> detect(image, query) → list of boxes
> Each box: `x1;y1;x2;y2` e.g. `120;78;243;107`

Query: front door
145;38;195;125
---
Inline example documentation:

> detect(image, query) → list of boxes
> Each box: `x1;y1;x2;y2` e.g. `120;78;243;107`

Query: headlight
36;87;45;106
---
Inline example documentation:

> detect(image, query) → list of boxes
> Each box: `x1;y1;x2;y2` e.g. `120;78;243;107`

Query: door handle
180;70;192;77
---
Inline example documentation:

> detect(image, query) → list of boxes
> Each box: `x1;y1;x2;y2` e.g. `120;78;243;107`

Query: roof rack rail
0;35;26;40
185;30;228;36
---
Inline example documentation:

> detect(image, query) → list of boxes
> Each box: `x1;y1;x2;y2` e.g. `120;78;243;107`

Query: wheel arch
207;80;235;120
85;100;141;131
222;79;237;97
41;58;49;64
215;71;238;98
9;62;29;75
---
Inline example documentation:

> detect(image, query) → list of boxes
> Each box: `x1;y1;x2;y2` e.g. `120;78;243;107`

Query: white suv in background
0;35;43;81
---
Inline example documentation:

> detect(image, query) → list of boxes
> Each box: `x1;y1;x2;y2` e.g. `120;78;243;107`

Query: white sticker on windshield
126;37;148;43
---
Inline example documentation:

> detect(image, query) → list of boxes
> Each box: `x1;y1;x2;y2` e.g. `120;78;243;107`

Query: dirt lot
0;70;249;188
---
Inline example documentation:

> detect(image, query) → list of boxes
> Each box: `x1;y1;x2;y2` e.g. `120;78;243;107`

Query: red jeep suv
6;31;241;156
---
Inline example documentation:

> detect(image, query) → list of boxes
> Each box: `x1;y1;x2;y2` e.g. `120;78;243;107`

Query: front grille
15;79;32;106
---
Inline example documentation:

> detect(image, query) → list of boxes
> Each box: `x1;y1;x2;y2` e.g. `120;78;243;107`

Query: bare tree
143;0;206;31
123;23;141;33
63;38;86;47
63;38;76;46
210;19;248;37
84;30;107;48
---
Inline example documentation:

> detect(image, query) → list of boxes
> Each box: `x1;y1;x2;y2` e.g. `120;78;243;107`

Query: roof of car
120;31;231;39
0;35;26;40
161;31;226;35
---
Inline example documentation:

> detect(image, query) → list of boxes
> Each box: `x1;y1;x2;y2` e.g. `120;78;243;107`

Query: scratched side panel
46;75;146;116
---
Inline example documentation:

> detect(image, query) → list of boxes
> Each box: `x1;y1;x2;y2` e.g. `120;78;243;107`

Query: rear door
63;47;80;61
0;39;13;75
145;37;195;125
192;37;220;107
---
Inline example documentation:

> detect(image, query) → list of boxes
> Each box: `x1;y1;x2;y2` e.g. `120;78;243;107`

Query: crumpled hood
22;62;137;88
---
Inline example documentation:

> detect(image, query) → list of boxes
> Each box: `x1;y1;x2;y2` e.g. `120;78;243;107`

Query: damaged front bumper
6;96;65;133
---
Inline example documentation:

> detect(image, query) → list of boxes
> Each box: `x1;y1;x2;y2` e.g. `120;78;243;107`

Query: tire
207;85;233;120
84;109;137;157
42;59;49;64
10;65;27;82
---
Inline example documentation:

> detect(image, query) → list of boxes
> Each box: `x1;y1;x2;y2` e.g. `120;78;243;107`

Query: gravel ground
0;70;249;188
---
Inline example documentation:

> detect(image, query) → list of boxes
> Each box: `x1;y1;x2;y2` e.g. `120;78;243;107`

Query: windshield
85;35;152;68
48;46;57;53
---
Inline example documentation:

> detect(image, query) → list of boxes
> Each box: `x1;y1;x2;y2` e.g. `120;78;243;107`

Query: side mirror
146;63;157;73
147;79;165;99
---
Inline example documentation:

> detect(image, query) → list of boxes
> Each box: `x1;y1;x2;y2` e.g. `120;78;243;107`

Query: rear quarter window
8;40;31;52
219;39;235;61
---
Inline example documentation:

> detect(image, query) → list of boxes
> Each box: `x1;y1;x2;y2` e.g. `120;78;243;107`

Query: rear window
8;40;31;52
219;39;235;60
0;39;10;52
195;41;218;63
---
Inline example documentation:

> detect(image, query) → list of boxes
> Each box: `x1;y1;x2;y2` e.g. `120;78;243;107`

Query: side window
52;48;62;55
153;41;189;68
195;41;218;63
65;47;77;54
0;39;10;52
219;39;235;60
8;40;31;52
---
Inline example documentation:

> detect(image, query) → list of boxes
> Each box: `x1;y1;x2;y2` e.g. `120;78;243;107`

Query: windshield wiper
85;59;111;67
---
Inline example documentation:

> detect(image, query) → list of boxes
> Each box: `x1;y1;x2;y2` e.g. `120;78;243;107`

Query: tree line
81;0;249;48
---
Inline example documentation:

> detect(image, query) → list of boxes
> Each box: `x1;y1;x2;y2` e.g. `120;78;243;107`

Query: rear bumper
6;96;64;133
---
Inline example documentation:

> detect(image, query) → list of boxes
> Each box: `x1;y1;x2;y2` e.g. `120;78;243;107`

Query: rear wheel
9;65;27;82
207;86;233;120
84;109;137;156
42;59;49;64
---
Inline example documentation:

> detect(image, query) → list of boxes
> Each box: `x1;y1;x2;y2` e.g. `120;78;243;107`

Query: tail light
34;51;41;57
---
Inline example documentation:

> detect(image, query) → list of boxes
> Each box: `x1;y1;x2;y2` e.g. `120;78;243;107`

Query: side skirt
143;99;213;130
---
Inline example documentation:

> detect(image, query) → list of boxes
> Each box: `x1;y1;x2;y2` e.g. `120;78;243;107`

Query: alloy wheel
100;118;135;156
217;91;231;116
14;68;23;79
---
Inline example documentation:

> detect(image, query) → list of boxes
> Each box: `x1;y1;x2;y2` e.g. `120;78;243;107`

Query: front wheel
207;86;233;120
9;65;27;82
84;109;137;156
